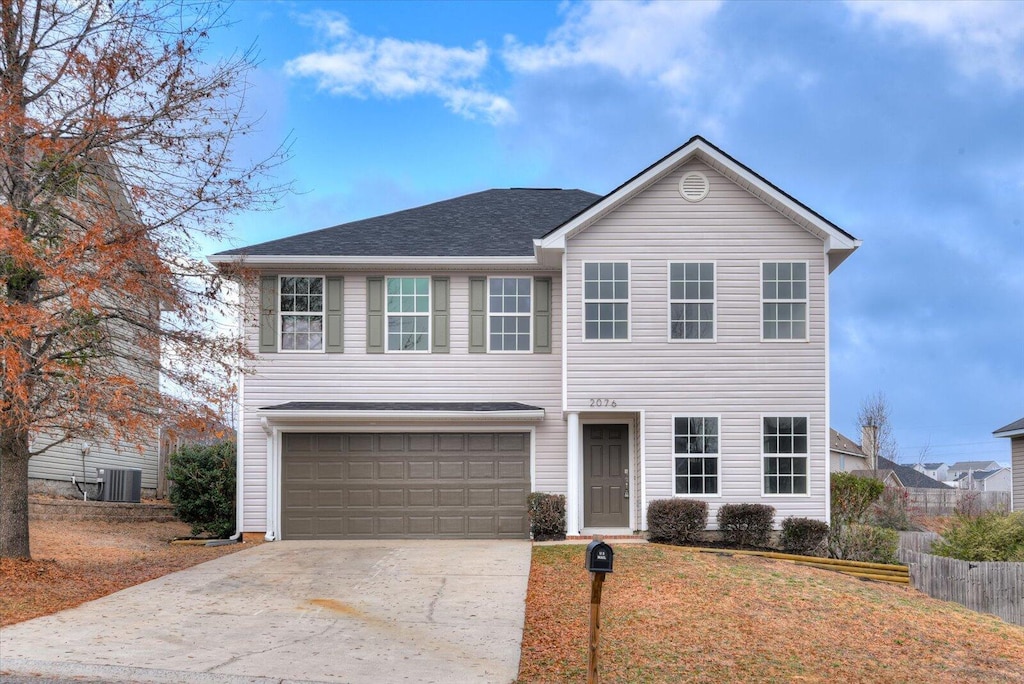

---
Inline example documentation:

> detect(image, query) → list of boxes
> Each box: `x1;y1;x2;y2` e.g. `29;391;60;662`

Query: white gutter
256;409;546;422
208;254;546;267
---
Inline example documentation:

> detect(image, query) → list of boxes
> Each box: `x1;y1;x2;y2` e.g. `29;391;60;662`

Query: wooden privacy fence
906;488;1010;516
899;549;1024;627
897;531;940;554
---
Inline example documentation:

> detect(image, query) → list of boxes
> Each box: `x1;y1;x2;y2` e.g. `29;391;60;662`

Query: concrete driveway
0;540;532;684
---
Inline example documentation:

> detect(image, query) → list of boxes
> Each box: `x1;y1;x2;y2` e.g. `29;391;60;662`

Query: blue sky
206;1;1023;466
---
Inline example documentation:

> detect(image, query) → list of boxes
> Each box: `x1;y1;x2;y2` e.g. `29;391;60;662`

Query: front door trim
578;415;635;533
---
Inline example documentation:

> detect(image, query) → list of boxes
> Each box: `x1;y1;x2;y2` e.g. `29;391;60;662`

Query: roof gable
994;416;1024;437
537;136;859;270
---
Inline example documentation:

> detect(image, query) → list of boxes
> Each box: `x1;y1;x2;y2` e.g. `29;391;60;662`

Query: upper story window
763;416;808;495
669;262;715;340
386;276;430;352
762;262;807;340
280;276;324;351
674;416;719;496
583;262;629;340
489;277;532;352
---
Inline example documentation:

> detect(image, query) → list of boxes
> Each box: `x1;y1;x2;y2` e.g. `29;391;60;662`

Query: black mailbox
585;540;614;573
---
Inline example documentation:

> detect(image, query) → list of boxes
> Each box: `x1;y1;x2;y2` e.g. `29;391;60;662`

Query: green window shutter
432;277;450;353
325;277;344;353
534;277;552;353
259;275;278;353
366;276;384;353
469;276;486;353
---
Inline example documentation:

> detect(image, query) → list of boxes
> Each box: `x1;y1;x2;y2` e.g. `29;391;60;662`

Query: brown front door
583;424;629;528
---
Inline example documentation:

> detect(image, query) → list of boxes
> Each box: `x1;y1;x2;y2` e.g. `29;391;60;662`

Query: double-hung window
279;276;324;351
488;277;532;352
583;262;629;340
762;262;807;340
669;262;715;340
386;276;430;351
674;416;719;495
763;416;809;495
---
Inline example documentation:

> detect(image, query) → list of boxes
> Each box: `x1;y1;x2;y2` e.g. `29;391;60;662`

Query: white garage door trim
262;424;537;541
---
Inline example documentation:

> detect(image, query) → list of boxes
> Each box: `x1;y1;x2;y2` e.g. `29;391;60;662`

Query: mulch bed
0;519;254;627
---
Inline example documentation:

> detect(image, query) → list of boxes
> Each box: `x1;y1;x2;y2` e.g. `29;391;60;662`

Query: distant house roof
948;460;1001;472
971;469;1006;481
993;416;1024;438
877;456;949;490
920;462;946;470
830;428;867;457
212;188;600;258
850;468;903;488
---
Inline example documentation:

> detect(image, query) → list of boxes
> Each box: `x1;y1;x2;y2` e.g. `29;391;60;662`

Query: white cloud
846;0;1024;89
286;13;514;124
502;0;724;91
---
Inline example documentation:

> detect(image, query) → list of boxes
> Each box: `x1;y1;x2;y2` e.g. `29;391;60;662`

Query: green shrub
931;511;1024;562
830;472;885;527
646;499;708;545
527;493;566;541
717;503;775;548
830;524;898;564
871;486;914;530
167;441;236;538
780;517;829;556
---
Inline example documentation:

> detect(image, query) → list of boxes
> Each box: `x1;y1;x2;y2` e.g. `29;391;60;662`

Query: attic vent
679;172;709;202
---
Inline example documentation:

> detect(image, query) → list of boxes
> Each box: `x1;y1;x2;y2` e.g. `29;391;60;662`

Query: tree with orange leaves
0;0;286;558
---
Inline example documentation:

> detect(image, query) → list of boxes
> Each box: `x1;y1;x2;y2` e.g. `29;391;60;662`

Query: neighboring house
849;467;903;488
947;460;1002;482
993;417;1023;511
830;428;871;472
211;135;861;540
912;462;949;482
876;455;949;490
954;468;1012;493
26;152;160;500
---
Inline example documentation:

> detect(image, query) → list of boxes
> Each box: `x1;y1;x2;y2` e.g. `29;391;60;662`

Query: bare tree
857;392;899;466
1;0;287;558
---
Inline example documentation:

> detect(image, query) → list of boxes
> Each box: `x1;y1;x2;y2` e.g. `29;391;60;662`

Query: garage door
281;432;531;539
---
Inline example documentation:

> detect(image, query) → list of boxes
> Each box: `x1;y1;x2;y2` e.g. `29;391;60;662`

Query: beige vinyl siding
239;272;564;532
1013;438;1023;512
564;161;829;523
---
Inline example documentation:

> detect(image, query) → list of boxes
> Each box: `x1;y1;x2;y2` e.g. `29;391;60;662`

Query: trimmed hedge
780;517;829;557
167;441;236;538
647;499;708;545
527;492;566;541
717;503;775;548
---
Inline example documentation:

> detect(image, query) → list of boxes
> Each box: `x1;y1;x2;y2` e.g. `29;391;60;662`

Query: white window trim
671;413;722;498
666;260;717;343
760;260;809;343
278;274;325;354
384;275;432;354
581;260;631;343
760;413;811;497
486;275;534;354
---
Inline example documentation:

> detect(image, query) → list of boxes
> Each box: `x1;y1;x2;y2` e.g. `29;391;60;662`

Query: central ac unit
96;468;142;503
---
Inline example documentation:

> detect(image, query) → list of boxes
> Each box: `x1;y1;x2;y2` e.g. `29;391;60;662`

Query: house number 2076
589;398;617;408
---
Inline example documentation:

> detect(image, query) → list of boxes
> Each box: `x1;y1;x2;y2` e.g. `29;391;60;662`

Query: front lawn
518;544;1024;683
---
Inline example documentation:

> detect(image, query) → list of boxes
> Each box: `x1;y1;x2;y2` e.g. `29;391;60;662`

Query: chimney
862;424;878;471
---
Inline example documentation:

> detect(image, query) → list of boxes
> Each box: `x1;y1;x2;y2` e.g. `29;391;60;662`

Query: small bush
780;517;829;556
831;524;898;564
717;503;775;548
647;499;708;545
167;441;236;538
931;511;1024;562
831;472;885;527
527;493;566;541
871;486;914;530
954;490;984;519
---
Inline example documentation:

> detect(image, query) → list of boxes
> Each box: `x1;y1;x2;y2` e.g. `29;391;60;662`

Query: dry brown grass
0;519;254;627
518;543;1024;683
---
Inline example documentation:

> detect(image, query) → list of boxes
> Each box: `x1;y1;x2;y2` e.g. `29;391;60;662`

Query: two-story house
210;136;860;540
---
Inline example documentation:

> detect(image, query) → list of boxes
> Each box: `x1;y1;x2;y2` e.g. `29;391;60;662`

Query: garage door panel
282;431;531;540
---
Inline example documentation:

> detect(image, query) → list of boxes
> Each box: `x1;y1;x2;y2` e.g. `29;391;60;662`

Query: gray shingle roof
259;401;543;412
877;456;949;490
994;416;1024;435
217;189;600;257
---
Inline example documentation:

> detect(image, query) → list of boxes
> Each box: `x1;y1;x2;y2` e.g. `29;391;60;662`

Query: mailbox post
585;540;614;684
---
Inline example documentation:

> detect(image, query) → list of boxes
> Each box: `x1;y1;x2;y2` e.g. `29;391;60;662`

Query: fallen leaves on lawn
0;519;254;627
517;544;1024;683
